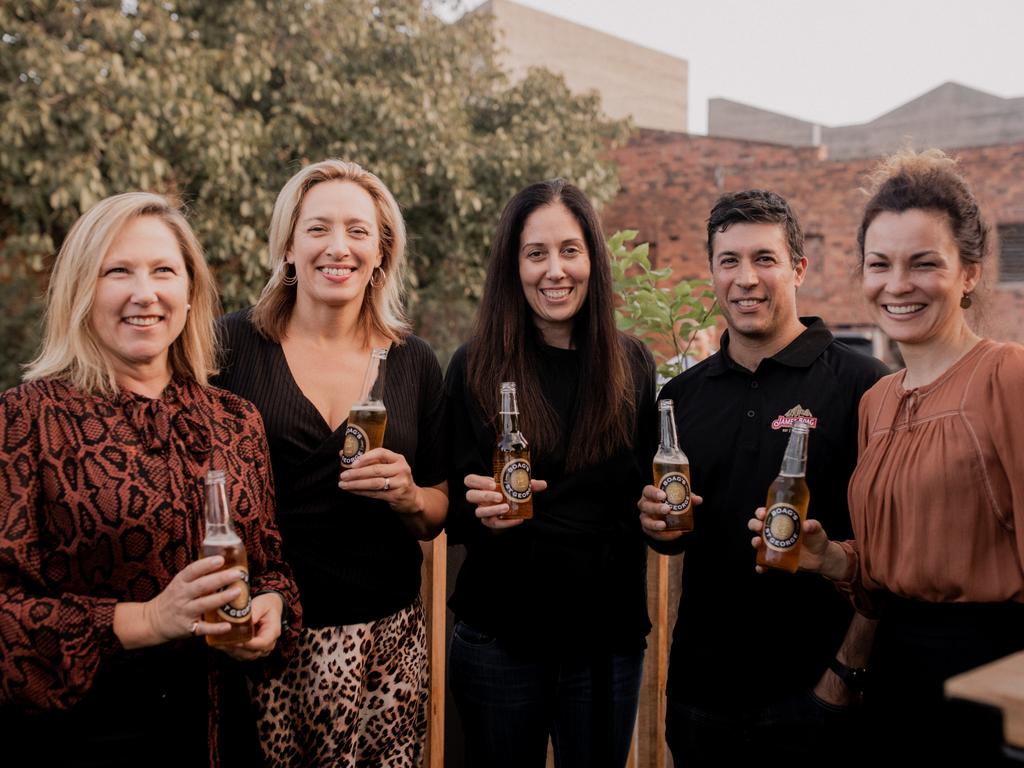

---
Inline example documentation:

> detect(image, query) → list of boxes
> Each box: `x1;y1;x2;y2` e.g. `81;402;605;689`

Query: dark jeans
448;621;644;768
666;690;858;768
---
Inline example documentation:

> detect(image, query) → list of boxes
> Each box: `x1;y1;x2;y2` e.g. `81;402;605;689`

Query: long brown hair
467;179;635;470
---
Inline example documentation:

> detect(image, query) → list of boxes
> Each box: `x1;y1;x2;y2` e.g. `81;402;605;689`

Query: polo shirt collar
707;317;833;376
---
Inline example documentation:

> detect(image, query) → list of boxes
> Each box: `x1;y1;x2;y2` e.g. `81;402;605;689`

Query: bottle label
500;459;532;502
659;472;691;513
341;425;368;466
764;503;801;551
217;568;252;623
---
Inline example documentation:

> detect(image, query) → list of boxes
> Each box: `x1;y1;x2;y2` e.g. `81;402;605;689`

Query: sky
462;0;1024;134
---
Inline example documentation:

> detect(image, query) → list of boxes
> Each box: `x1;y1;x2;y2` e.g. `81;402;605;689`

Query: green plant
609;230;718;381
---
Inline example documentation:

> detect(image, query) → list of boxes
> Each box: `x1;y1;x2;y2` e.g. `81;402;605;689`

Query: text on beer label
341;424;368;466
500;459;532;502
659;472;691;513
218;568;252;623
764;503;801;551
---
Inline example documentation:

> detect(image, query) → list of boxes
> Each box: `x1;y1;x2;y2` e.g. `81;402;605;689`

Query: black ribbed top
213;310;446;627
444;335;656;655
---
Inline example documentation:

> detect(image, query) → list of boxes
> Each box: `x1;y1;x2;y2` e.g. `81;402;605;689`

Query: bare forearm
836;609;877;667
398;485;448;540
113;602;159;650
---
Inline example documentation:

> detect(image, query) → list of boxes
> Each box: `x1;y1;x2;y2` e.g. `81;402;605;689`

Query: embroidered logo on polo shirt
771;405;819;431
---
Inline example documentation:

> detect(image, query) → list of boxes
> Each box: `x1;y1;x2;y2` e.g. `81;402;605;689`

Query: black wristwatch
830;658;869;694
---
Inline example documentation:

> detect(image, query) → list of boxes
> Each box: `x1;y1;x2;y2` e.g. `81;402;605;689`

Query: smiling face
710;221;806;346
90;215;191;384
518;202;591;348
862;208;980;348
287;180;382;312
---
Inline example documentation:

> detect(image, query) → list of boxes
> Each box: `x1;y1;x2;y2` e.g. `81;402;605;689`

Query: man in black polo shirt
639;190;888;765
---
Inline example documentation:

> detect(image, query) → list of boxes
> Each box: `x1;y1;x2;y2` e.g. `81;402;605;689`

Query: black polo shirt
658;317;888;709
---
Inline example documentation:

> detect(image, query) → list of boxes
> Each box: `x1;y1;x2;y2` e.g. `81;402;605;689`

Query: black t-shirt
444;335;657;655
213;310;446;627
658;318;888;708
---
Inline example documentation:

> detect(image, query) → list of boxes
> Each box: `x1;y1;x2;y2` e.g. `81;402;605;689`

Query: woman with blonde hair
750;150;1024;761
215;160;447;765
0;192;299;766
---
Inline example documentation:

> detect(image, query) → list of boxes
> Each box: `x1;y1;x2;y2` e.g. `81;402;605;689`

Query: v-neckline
273;338;394;437
273;340;345;437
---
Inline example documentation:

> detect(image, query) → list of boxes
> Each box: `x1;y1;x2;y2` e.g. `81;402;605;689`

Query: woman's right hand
115;556;244;649
638;484;703;542
748;508;838;576
464;473;547;530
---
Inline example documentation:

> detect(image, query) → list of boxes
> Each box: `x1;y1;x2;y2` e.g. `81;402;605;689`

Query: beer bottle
652;399;693;532
342;347;389;467
757;421;811;573
494;381;533;520
201;469;255;646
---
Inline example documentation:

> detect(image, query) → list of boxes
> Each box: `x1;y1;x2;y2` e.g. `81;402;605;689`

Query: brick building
602;130;1024;348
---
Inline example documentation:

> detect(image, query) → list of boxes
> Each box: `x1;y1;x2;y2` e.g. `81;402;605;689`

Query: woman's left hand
339;447;421;515
215;592;284;662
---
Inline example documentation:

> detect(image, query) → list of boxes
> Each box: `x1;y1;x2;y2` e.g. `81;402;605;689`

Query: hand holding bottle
464;473;548;530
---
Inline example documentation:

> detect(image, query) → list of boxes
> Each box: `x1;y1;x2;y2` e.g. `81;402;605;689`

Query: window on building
998;223;1024;283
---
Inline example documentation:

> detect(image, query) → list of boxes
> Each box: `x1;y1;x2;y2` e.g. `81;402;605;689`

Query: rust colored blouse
846;339;1024;605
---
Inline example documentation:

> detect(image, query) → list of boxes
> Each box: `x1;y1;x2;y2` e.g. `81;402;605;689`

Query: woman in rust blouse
751;150;1024;762
0;192;299;766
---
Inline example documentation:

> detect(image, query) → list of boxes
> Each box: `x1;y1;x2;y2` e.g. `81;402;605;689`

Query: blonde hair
24;192;220;395
251;159;410;343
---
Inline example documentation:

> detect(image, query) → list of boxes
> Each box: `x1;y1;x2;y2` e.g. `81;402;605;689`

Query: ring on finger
382;477;390;492
190;621;200;636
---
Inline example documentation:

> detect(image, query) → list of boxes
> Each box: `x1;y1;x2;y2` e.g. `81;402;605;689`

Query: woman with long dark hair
445;179;656;767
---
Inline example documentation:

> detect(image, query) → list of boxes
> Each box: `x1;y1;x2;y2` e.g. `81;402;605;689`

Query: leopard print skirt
251;597;429;767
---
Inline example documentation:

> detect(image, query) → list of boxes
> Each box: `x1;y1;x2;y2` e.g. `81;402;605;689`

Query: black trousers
865;597;1024;765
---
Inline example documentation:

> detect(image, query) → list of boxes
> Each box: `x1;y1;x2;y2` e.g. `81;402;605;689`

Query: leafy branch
609;230;718;381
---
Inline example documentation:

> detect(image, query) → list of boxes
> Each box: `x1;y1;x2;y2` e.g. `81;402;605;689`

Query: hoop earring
281;262;297;286
370;266;387;289
960;292;972;309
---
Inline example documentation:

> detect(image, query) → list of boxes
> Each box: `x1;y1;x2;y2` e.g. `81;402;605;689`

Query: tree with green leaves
610;230;718;381
0;0;628;388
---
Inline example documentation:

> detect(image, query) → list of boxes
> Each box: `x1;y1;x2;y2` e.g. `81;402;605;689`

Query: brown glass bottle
494;381;533;520
201;469;255;646
342;347;389;468
652;399;693;532
757;421;811;573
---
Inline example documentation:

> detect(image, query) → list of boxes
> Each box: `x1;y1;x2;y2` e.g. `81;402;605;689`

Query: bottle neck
779;427;809;477
360;350;387;404
500;389;522;436
658;405;681;453
204;476;235;539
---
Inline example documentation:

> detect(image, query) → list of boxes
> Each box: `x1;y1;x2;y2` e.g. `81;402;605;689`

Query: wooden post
421;533;448;768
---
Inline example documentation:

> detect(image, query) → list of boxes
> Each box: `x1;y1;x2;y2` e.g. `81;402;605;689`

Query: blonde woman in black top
215;160;446;766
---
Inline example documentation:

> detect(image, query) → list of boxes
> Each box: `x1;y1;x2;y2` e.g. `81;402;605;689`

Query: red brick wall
602;130;1024;344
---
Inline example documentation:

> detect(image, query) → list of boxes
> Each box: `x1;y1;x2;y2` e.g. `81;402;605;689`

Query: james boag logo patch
771;405;819;431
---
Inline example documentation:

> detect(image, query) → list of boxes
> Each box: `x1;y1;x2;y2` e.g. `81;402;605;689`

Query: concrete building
476;0;688;132
709;82;1024;160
